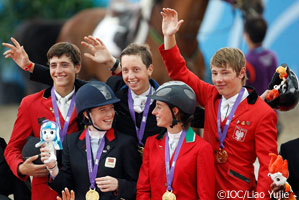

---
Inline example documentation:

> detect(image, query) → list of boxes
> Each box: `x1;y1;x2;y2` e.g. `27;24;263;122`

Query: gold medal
216;148;228;163
138;145;144;157
86;188;100;200
162;191;176;200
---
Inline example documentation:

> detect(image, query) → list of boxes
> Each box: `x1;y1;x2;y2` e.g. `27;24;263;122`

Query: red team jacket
4;88;78;200
137;128;215;200
159;44;278;200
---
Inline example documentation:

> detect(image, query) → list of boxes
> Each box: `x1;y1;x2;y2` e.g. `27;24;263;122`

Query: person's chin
103;124;112;130
129;85;140;93
54;80;68;87
127;82;139;90
217;88;226;95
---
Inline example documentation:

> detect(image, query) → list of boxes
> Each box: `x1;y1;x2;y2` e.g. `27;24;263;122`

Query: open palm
161;8;184;36
81;35;113;64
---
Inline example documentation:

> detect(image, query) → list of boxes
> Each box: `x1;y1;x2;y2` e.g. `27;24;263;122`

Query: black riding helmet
147;81;197;127
265;64;299;111
76;81;120;129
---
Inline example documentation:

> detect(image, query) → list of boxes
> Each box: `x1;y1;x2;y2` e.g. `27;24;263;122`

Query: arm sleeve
279;143;286;157
30;64;53;85
136;138;152;200
116;136;141;199
159;44;215;108
255;109;278;200
197;142;215;200
106;75;126;93
48;135;74;196
4;98;33;181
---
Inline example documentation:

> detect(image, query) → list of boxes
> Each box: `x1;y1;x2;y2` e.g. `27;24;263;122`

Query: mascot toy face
35;120;62;150
268;172;287;187
41;124;58;143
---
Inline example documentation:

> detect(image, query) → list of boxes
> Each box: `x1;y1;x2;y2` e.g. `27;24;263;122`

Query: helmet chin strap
86;111;106;132
169;105;179;128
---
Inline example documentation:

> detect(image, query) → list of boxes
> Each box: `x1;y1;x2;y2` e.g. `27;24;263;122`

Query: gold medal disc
138;145;144;157
162;191;176;200
86;188;100;200
216;148;228;163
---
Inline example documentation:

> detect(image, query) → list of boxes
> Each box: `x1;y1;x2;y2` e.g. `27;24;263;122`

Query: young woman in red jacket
137;81;215;200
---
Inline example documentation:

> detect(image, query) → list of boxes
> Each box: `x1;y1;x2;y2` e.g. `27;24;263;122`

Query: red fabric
4;89;79;200
159;44;278;200
79;128;115;141
137;131;215;200
246;61;256;84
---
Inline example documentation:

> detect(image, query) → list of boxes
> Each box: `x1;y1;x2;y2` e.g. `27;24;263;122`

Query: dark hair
244;16;267;44
169;104;194;128
178;111;194;128
47;42;81;66
120;43;152;68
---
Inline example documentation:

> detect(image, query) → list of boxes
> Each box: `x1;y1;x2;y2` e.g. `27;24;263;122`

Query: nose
214;74;223;83
152;106;157;115
127;70;135;80
107;107;115;118
55;64;64;73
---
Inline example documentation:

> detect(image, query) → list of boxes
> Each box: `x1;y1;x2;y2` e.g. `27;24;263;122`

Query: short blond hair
210;47;247;85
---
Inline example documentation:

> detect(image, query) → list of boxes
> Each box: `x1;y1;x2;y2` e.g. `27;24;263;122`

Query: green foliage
0;0;95;77
0;0;94;48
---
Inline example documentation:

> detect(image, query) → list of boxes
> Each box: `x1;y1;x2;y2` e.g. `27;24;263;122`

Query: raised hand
2;37;34;72
161;8;184;37
81;35;116;66
57;188;75;200
96;176;118;192
18;155;49;177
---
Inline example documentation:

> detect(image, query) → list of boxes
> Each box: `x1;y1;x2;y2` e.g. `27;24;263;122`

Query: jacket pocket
228;169;250;183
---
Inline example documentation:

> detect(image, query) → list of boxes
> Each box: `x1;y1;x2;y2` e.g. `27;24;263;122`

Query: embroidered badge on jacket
232;126;248;142
105;157;116;168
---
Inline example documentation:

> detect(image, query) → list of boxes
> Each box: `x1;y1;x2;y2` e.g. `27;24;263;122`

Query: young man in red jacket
3;40;83;200
159;8;277;200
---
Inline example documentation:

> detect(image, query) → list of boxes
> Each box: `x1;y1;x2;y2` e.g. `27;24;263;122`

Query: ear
147;64;154;77
239;67;246;79
75;64;81;74
243;32;249;42
83;111;89;120
172;107;180;116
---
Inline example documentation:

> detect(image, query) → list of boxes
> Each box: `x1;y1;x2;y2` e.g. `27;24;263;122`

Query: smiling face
210;47;246;99
121;55;153;95
49;55;80;95
211;64;245;99
85;104;115;131
152;101;173;128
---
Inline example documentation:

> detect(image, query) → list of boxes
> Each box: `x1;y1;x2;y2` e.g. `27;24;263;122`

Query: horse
57;0;209;84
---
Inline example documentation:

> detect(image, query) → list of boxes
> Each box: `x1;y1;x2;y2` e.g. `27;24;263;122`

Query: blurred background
0;0;298;150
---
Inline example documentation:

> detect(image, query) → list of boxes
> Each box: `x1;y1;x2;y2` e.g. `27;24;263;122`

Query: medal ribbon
165;129;187;191
217;87;245;148
86;128;106;189
128;87;152;146
51;87;76;143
